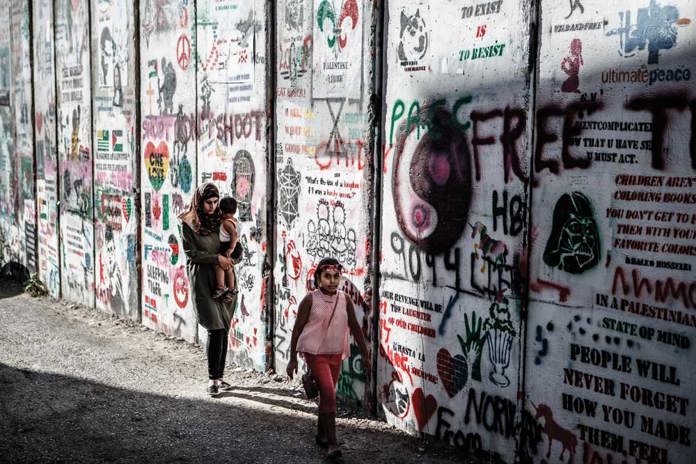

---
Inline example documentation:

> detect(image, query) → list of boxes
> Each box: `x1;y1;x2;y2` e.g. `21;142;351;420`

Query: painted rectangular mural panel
92;0;139;320
526;1;696;463
140;0;197;341
195;0;270;370
378;1;534;459
10;0;35;276
34;0;61;297
0;0;17;272
0;5;692;461
274;0;376;406
55;0;95;306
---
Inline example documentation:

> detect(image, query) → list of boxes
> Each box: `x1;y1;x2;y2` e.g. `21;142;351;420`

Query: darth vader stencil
543;191;600;274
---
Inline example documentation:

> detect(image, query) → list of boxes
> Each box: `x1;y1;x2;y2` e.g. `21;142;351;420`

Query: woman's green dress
181;222;237;330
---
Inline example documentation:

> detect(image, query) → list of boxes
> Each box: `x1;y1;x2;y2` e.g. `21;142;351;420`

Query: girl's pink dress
297;289;350;359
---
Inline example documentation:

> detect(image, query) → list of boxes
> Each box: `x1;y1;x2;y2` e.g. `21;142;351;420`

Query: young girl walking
287;257;371;459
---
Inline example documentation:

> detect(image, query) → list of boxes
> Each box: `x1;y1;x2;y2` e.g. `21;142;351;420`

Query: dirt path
0;280;470;463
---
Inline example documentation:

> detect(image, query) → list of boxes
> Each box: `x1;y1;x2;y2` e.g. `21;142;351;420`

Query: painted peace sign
177;35;191;70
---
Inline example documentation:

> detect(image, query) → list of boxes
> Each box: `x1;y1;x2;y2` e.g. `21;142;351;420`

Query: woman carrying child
287;257;371;459
179;183;238;397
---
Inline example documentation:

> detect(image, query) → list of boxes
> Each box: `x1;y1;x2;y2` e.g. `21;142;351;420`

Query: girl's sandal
212;287;228;299
223;289;238;302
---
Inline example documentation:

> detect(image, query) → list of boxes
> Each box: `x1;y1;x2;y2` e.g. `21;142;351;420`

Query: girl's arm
286;293;313;378
346;296;371;375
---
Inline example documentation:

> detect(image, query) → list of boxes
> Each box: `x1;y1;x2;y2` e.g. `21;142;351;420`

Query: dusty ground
0;279;473;463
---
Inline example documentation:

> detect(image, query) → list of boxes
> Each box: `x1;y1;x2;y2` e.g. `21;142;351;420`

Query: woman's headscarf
178;182;221;235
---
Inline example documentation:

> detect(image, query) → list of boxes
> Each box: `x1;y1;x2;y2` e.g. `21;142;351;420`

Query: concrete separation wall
0;0;694;460
34;0;61;298
55;0;94;307
273;0;378;407
92;0;139;320
0;0;16;273
0;0;36;280
9;0;35;279
378;1;533;459
195;0;271;370
139;0;198;341
525;1;696;463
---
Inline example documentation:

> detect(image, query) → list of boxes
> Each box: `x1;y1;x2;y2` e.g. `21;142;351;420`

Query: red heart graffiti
436;348;468;398
411;388;437;432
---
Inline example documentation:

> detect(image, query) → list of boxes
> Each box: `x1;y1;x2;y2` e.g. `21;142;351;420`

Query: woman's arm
181;222;226;266
286;294;313;378
346;296;371;375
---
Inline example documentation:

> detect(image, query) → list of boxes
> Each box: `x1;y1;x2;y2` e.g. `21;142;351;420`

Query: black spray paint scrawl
543;191;600;274
393;106;472;255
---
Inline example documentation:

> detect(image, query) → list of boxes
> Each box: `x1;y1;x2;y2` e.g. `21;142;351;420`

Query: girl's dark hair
313;257;343;287
219;196;238;215
196;183;221;235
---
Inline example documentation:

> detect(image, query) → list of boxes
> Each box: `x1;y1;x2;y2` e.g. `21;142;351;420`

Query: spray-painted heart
144;141;170;191
411;388;437;432
436;348;468;398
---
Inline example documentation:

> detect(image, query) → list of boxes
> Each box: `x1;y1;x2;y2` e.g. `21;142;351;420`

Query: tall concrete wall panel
274;0;377;405
0;2;694;461
0;0;36;279
0;0;19;271
195;0;270;370
139;0;197;341
526;1;696;463
55;0;94;306
9;0;35;277
91;0;139;320
34;0;61;297
378;1;534;459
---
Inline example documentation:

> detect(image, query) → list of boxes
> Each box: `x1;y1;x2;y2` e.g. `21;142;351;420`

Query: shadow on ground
0;273;25;299
0;363;469;464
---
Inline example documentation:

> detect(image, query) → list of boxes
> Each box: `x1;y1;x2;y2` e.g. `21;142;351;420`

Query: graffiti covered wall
0;0;19;273
0;2;693;461
55;0;94;306
34;0;61;297
378;1;534;460
196;0;270;371
92;0;139;319
139;0;197;341
526;0;696;463
8;0;35;278
274;0;377;405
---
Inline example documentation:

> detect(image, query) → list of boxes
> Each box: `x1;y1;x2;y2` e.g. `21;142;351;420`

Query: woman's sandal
327;445;342;459
315;435;329;449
